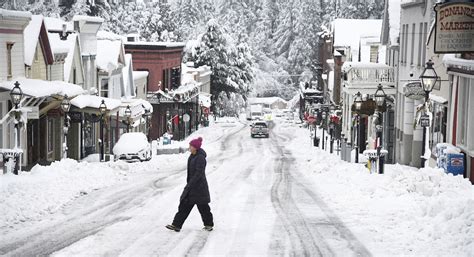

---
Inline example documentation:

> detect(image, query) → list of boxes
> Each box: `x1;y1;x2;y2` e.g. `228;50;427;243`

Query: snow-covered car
250;121;269;138
113;132;152;162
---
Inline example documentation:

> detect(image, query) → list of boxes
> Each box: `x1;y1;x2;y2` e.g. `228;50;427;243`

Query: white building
395;0;450;168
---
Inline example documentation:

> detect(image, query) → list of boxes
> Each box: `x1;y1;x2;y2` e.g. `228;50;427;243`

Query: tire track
268;125;371;257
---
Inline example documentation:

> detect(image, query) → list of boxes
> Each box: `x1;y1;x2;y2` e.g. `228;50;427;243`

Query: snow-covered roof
119;98;153;117
182;63;212;76
124;41;186;48
97;30;126;41
199;93;211;108
97;39;123;72
48;32;78;81
133;71;148;81
24;15;44;66
430;93;448;104
0;8;31;19
44;16;73;32
0;78;85;98
248;97;287;105
388;0;401;46
443;54;474;71
70;95;121;111
174;83;199;95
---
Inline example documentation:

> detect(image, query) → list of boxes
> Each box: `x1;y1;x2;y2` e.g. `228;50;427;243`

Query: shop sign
404;82;426;100
420;114;430;128
25;106;39;119
69;112;82;123
434;2;474;53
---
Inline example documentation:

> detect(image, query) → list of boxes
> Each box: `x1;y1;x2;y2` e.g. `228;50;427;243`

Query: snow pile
0;159;134;228
0;118;241;231
282;124;473;256
113;132;149;155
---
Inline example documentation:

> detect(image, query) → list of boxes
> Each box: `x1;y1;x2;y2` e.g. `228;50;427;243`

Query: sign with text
434;2;474;53
25;106;39;119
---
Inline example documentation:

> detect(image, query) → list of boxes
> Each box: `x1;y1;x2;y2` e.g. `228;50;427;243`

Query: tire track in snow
269;128;371;256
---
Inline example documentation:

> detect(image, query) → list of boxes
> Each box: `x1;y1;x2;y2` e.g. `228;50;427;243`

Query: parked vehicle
113;132;152;162
250;121;269;138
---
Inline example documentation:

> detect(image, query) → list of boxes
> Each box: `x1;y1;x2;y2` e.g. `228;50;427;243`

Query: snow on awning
70;95;121;111
119;98;153;119
199;93;211;108
0;78;85;98
158;83;199;103
443;54;474;71
430;94;448;104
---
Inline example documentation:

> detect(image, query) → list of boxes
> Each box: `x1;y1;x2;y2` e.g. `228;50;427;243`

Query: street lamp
99;100;107;162
354;92;363;111
125;105;132;133
374;84;386;174
10;81;23;109
10;81;23;174
419;60;439;168
142;105;151;137
353;92;362;163
321;111;327;150
60;95;71;159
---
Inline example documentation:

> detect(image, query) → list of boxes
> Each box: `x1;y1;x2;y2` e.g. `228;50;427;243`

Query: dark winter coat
180;148;210;204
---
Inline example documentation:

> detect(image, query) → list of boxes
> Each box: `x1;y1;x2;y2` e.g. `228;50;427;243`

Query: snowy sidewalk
278;122;473;256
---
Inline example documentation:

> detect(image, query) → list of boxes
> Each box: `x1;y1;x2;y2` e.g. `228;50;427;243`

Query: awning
119;98;153;119
0;78;85;98
70;95;121;112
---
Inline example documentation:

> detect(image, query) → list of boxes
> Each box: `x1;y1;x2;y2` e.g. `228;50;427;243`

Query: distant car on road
113;132;152;162
250;121;269;138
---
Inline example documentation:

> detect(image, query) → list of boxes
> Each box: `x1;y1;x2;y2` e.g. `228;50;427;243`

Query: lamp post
329;122;335;154
61;95;71;159
374;84;386;174
142;105;151;137
354;91;362;163
419;60;438;168
10;81;23;174
125;105;132;133
99;100;107;162
321;111;326;150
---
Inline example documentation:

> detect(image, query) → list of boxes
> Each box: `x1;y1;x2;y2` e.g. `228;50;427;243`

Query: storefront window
457;79;468;146
467;78;474;152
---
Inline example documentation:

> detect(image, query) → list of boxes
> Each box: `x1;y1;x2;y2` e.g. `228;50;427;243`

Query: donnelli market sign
434;2;474;53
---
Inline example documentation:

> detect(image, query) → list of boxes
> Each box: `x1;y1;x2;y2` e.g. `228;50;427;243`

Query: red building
125;41;199;141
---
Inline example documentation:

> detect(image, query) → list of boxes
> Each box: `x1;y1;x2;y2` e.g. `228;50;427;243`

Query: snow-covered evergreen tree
189;19;254;112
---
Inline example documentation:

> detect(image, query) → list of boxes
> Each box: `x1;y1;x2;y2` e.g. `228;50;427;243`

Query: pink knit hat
189;137;203;149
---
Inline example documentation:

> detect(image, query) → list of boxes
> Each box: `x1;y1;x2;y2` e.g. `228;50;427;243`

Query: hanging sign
420;114;430;128
404;82;426;100
434;2;474;53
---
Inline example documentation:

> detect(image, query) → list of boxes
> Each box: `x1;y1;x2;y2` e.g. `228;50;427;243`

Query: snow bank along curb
284;125;474;256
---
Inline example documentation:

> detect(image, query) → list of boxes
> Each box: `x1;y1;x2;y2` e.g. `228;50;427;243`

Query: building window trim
6;42;14;79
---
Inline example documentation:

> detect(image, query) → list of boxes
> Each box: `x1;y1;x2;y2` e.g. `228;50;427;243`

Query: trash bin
446;153;465;176
314;136;320;147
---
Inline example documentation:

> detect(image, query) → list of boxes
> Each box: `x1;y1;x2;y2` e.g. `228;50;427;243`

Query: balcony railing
343;65;395;87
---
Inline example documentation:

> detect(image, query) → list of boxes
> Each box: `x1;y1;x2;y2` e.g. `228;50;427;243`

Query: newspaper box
446;153;465;176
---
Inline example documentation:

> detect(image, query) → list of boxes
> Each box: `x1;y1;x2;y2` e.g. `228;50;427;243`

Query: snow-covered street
1;118;473;256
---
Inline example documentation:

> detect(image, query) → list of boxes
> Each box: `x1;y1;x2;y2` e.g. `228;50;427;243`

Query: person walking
166;137;214;232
